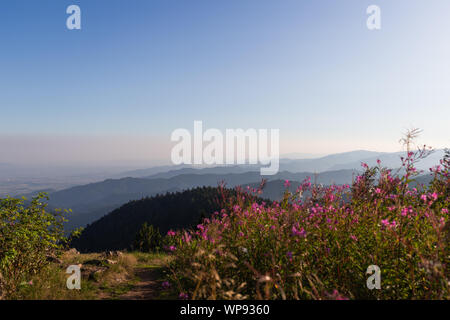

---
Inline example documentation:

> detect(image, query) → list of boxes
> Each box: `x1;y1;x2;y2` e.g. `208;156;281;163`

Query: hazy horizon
0;142;444;169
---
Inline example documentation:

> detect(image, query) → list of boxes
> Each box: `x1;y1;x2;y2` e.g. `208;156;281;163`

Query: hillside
71;187;226;252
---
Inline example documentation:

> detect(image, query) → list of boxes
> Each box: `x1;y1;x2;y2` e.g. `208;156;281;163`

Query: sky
0;0;449;166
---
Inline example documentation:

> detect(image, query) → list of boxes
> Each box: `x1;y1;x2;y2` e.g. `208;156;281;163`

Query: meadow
165;148;449;299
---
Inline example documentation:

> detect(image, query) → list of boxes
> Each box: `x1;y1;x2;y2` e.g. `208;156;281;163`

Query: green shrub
133;223;163;252
0;193;66;298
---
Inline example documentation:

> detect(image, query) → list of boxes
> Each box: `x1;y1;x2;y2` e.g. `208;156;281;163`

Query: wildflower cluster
166;151;449;300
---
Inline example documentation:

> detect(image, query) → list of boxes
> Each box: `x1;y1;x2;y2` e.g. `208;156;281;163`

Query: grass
132;251;172;266
99;281;138;300
10;251;170;300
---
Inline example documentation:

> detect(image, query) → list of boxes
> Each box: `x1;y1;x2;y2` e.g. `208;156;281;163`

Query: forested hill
72;187;226;252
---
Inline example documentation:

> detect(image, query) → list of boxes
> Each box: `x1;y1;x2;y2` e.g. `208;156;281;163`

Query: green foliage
66;227;84;247
0;193;66;298
133;223;163;252
167;151;450;300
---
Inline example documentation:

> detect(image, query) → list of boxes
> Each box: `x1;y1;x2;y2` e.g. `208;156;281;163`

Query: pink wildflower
292;225;306;237
401;207;408;217
179;292;189;300
286;251;293;261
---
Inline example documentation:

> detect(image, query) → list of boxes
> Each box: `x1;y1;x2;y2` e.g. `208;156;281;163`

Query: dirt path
119;267;161;300
119;259;167;300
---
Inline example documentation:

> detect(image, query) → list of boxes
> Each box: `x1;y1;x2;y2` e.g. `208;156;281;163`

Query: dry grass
9;250;149;300
132;251;172;268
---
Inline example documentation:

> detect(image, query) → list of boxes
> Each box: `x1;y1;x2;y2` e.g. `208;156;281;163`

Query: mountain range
48;169;359;231
3;149;443;232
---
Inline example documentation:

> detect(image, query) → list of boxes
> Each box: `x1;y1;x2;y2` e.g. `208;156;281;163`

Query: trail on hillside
119;258;167;300
119;268;161;300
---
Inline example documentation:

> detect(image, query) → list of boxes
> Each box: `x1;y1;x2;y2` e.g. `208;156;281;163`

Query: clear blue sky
0;0;449;165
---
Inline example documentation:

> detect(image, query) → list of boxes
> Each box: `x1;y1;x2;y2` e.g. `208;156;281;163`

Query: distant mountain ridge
111;164;191;179
115;150;384;178
329;150;445;171
117;150;443;179
9;149;443;232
